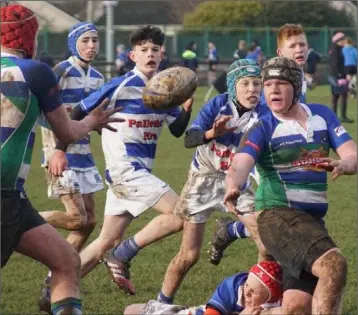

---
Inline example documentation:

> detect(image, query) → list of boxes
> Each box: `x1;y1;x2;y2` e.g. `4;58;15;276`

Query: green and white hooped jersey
1;53;62;191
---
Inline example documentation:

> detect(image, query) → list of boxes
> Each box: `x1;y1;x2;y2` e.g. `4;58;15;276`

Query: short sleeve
80;80;118;113
323;107;353;151
238;120;267;162
206;274;244;315
52;62;68;85
25;61;62;113
189;97;222;132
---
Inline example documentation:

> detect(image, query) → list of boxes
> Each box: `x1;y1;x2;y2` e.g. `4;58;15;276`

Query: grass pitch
1;86;357;314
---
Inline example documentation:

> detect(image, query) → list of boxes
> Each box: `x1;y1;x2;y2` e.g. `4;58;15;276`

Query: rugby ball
143;66;198;110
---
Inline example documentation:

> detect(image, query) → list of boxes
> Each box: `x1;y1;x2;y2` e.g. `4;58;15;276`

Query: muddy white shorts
46;168;103;199
104;170;172;217
174;169;255;224
140;300;205;315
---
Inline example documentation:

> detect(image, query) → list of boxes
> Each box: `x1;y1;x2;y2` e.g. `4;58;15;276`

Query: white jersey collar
1;52;19;58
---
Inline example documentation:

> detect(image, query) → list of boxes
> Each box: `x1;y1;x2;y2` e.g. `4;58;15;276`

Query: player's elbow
184;135;198;148
169;125;186;138
171;130;183;138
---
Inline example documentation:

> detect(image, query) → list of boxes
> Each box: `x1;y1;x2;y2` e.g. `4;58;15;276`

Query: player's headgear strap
68;22;98;62
0;4;39;59
261;56;303;107
226;59;261;102
249;261;283;303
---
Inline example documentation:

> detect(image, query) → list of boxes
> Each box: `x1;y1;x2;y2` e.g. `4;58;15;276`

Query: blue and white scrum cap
226;59;261;102
67;22;98;62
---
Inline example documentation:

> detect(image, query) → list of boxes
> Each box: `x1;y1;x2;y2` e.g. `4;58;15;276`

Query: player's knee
167;215;183;233
314;249;347;286
52;245;81;276
67;213;87;230
177;248;200;268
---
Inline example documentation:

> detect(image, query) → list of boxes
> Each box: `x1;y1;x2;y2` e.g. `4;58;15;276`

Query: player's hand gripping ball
143;66;198;110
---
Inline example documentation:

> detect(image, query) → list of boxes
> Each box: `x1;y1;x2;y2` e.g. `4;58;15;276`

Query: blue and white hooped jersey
188;93;269;175
41;56;104;171
80;67;181;184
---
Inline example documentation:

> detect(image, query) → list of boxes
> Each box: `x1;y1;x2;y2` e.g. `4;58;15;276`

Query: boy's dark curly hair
129;25;165;47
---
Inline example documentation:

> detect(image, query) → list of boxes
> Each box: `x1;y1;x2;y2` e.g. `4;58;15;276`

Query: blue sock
51;297;82;314
227;221;250;239
157;291;174;304
113;237;141;263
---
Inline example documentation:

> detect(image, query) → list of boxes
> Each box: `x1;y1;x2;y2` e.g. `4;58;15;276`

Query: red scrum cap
249;261;283;303
1;4;39;58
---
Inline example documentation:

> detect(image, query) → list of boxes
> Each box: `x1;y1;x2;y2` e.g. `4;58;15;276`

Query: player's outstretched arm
27;61;124;144
224;153;255;215
46;99;124;145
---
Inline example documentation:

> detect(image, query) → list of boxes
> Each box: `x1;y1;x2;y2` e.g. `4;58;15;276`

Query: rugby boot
102;248;135;295
209;217;237;265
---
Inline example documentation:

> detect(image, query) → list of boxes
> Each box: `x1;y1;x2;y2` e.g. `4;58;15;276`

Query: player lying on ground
124;261;282;315
0;4;124;315
152;59;271;305
224;56;357;315
210;23;310;265
38;21;105;313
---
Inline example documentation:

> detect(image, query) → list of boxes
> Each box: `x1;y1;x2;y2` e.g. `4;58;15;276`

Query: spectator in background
342;37;357;98
115;44;134;76
328;32;353;123
246;40;265;65
245;43;257;61
181;41;199;72
233;40;247;60
305;44;322;89
115;44;126;71
158;45;171;71
206;41;219;85
38;51;55;68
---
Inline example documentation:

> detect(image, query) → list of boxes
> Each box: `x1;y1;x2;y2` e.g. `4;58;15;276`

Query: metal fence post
246;26;251;44
324;25;329;56
204;26;209;58
104;1;117;79
265;25;271;57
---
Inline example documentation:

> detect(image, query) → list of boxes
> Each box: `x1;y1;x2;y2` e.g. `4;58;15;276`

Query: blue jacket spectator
342;37;357;76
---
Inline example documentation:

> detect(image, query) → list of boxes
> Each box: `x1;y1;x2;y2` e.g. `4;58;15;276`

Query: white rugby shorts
46;168;103;199
104;169;172;217
174;169;255;224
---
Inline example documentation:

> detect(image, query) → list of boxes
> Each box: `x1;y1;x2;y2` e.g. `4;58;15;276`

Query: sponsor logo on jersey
292;147;328;171
334;125;347;137
128;119;164;128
